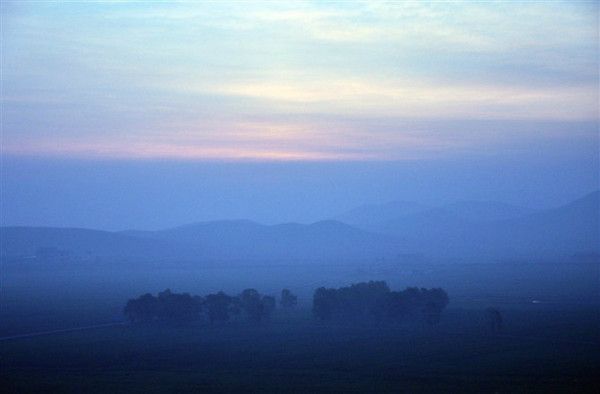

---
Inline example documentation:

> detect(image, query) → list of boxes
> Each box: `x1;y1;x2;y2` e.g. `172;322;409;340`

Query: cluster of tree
124;288;297;324
313;281;449;324
123;283;448;325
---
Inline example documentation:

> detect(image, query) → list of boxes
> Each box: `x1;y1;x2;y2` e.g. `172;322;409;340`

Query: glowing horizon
1;1;598;161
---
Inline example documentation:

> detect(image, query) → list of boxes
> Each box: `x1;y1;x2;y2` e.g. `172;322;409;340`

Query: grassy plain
1;308;598;393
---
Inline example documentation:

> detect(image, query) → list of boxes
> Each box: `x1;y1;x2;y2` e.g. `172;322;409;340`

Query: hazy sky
1;1;598;229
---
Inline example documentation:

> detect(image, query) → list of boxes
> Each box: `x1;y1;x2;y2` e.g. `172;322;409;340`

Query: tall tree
280;289;298;309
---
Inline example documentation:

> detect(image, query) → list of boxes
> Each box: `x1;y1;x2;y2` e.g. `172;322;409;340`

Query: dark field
1;308;598;393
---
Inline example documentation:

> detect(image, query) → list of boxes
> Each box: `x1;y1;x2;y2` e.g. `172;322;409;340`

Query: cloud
1;1;597;161
172;74;598;120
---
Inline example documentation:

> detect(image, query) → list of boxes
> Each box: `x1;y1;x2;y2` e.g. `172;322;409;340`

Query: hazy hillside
420;201;536;222
336;200;535;232
364;191;599;261
482;190;599;258
376;201;537;240
2;220;405;264
124;219;405;262
0;226;177;262
3;192;597;265
332;201;430;230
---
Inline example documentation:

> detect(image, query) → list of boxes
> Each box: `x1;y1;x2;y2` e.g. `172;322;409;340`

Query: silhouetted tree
280;289;297;309
229;296;242;321
156;289;201;322
421;288;449;324
374;290;408;321
239;289;277;322
336;281;390;320
313;282;449;324
193;295;205;309
239;289;264;322
124;293;158;323
378;287;448;324
313;287;337;321
124;290;203;323
205;291;233;323
124;288;282;325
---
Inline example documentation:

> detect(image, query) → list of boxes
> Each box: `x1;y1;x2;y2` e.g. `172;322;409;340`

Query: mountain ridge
2;191;597;264
2;219;404;263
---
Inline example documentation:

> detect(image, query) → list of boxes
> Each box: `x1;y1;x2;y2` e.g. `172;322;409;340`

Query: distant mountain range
0;226;177;262
332;201;432;230
122;219;403;262
333;191;599;261
1;220;403;264
333;200;535;232
1;191;598;264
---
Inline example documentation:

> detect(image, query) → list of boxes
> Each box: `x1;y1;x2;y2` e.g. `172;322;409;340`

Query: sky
1;1;598;229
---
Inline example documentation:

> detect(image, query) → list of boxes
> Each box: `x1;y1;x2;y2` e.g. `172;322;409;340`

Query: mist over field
1;1;599;392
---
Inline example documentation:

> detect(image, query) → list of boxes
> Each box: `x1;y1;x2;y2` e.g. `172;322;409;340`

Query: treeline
313;281;449;324
124;288;297;324
124;281;448;325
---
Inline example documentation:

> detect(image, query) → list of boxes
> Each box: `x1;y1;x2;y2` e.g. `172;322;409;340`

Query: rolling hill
0;226;178;262
1;220;405;264
332;201;431;230
335;191;599;261
123;219;404;262
3;191;597;265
